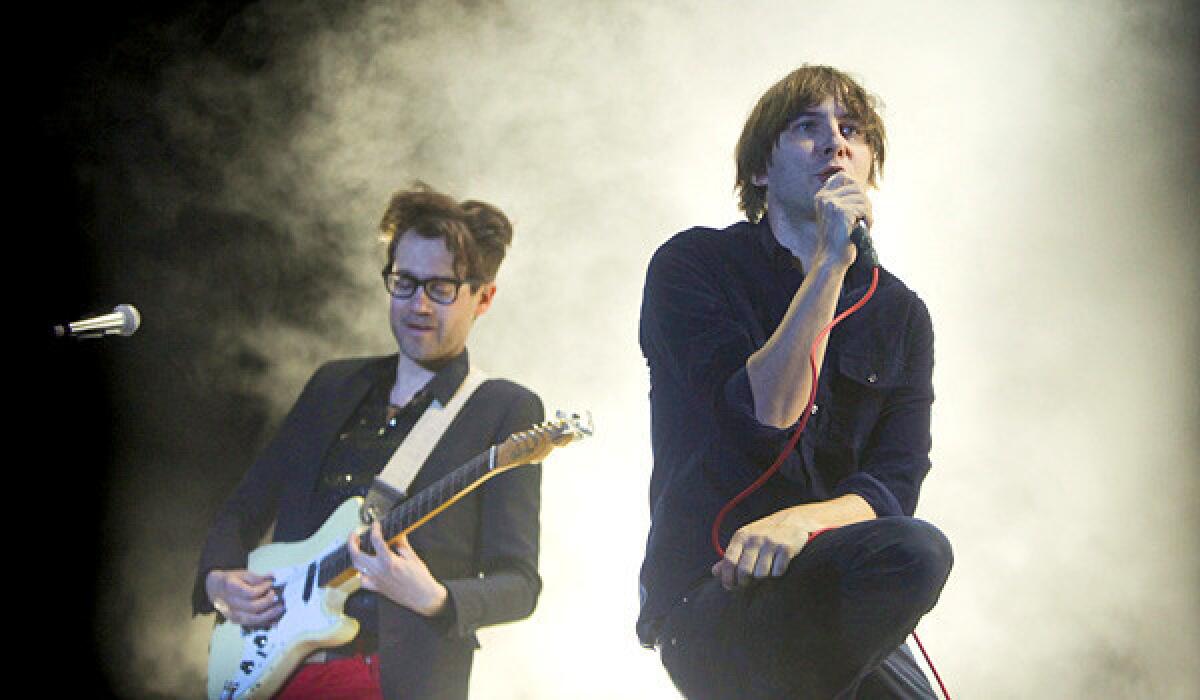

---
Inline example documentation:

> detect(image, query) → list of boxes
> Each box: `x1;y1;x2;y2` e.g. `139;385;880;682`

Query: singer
636;65;952;698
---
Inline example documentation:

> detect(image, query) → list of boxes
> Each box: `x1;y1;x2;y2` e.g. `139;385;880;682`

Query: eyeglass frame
381;267;482;305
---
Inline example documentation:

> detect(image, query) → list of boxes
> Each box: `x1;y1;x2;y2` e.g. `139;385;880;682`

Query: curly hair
379;182;513;288
735;65;887;223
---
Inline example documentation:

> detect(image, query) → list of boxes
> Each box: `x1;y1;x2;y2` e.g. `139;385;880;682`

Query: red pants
275;653;384;700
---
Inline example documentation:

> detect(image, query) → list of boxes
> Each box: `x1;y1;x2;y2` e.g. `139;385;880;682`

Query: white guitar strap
362;367;489;522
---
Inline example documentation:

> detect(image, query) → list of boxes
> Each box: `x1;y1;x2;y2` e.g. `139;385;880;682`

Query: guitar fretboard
316;448;494;587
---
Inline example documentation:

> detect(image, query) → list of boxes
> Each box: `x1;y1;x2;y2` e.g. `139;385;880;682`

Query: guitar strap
362;366;489;522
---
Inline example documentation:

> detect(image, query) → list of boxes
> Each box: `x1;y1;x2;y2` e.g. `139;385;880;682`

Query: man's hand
348;521;449;617
711;494;876;590
812;170;872;271
206;569;284;627
711;507;816;591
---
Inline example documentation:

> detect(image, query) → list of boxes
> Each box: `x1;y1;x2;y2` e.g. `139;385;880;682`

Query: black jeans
657;517;952;699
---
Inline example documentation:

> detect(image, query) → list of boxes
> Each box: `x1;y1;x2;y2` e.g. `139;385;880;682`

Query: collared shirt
313;352;468;525
636;219;935;646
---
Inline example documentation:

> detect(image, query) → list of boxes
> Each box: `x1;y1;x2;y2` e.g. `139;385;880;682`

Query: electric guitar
207;410;593;700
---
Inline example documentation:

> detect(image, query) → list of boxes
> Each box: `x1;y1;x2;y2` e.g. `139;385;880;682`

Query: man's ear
473;282;497;318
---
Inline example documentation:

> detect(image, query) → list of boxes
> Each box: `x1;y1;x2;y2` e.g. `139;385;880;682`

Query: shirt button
810;404;819;415
867;373;878;384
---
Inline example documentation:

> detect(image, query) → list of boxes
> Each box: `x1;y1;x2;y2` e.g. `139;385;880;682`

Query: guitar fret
317;453;493;587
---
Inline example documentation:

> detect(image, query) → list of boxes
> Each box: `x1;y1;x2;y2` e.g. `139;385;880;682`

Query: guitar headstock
493;410;593;470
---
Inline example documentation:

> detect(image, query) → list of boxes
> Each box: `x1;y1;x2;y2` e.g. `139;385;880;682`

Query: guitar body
207;498;366;700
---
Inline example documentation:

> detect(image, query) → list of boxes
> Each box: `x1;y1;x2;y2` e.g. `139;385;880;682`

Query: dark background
29;2;291;695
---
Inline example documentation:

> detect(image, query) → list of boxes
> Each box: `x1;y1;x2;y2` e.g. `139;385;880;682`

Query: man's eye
395;276;418;291
841;124;862;138
428;280;456;296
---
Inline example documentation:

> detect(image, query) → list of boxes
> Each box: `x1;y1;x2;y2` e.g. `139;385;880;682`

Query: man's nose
822;126;849;157
406;286;435;312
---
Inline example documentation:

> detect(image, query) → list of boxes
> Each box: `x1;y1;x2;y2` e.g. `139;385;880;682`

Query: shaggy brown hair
735;65;887;223
379;182;513;288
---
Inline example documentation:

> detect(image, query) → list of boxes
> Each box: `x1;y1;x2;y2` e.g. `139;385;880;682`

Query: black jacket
194;352;543;699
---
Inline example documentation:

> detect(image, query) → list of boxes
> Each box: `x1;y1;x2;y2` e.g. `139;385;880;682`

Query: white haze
100;0;1198;697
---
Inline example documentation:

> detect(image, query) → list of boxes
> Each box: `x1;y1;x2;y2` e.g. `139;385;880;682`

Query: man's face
754;95;874;218
388;230;494;369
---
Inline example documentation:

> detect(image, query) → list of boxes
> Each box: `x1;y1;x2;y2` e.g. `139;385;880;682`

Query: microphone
849;219;879;268
53;304;141;339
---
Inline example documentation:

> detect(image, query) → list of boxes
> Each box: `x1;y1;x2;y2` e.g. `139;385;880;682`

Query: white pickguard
207;498;365;700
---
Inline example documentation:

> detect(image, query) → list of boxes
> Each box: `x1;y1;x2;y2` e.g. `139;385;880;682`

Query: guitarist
194;182;544;699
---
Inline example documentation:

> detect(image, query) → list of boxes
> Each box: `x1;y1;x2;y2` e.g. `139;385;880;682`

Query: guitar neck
312;411;592;589
316;448;495;587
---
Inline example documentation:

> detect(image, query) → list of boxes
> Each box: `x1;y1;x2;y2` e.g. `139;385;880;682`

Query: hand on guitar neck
206;569;286;628
348;520;449;617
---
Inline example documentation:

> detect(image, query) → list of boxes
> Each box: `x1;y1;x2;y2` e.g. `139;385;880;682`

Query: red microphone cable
710;266;879;559
708;264;952;700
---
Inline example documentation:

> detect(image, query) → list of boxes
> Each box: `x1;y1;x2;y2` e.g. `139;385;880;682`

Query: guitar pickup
303;563;316;603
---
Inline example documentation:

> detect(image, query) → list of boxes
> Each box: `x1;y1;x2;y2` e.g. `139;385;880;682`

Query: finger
358;572;378;592
349;528;373;563
244;579;277;600
228;579;274;605
713;559;736;591
735;538;761;588
826;170;866;192
391;532;415;557
368;522;400;562
770;545;796;577
723;534;744;569
239;601;286;628
370;521;391;554
347;530;373;576
240;589;283;615
753;544;777;579
240;571;275;586
224;593;283;624
719;539;742;590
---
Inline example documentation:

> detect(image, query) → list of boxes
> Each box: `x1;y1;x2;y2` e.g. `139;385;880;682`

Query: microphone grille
115;304;141;336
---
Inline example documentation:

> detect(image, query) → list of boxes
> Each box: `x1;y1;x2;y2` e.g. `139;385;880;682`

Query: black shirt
313;352;467;525
314;352;470;645
636;220;936;646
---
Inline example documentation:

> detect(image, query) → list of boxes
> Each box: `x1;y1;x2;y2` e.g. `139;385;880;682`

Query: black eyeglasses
382;269;477;305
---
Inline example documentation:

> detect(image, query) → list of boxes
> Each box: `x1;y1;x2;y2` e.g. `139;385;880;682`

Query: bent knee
886;518;953;599
853;518;953;600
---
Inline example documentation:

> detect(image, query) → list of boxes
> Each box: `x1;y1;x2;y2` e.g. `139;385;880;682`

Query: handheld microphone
849;219;879;268
53;304;141;339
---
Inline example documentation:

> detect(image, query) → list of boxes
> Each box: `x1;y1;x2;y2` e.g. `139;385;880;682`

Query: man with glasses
194;183;543;699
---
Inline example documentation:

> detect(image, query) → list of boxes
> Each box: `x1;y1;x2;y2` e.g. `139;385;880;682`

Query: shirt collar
751;218;805;273
420;349;471;406
751;215;882;292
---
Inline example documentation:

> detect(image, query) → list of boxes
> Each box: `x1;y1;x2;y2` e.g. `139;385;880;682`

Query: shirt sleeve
439;386;544;639
640;234;806;467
